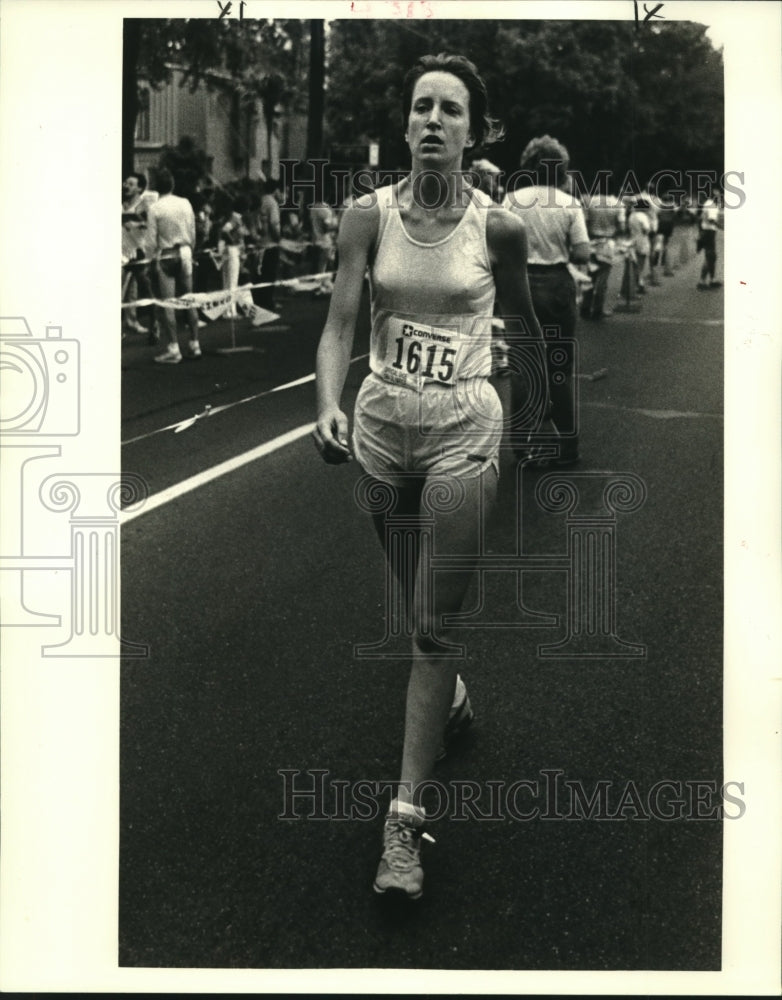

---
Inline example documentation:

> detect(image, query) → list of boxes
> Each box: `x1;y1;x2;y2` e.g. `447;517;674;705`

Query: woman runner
313;53;548;899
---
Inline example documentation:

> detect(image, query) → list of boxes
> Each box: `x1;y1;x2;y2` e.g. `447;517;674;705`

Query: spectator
192;190;218;294
279;190;306;280
580;191;625;320
218;197;250;319
308;194;338;296
697;189;723;289
144;168;202;364
640;192;661;286
122;172;158;338
243;190;265;296
469;157;502;202
255;179;283;313
502;134;590;466
653;191;677;276
623;197;653;297
675;194;698;265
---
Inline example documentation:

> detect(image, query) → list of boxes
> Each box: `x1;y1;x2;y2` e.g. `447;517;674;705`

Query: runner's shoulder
338;194;381;248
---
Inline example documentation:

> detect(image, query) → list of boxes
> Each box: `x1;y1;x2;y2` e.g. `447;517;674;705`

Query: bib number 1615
391;337;456;383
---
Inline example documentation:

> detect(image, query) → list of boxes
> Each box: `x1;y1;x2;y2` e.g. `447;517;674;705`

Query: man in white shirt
145;168;201;364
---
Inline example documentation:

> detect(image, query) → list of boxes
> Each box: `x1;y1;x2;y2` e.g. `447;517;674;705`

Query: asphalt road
120;227;725;970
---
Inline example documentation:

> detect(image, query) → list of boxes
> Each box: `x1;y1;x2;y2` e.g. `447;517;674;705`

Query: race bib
378;317;463;390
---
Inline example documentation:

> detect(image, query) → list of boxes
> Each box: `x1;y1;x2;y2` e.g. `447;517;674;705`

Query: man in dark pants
502;135;590;465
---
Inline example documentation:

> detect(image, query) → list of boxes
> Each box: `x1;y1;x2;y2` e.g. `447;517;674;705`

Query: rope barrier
123;239;646;315
120;269;337;312
121;237;319;271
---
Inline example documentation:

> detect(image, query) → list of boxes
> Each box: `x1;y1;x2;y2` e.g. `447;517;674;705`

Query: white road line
122;353;369;446
120;422;316;525
622;317;723;326
582;402;723;419
269;372;316;393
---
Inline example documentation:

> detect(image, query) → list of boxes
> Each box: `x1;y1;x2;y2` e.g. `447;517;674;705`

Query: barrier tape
121;269;337;314
122;237;317;270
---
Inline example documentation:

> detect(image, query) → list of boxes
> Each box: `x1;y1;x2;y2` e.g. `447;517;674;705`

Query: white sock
389;798;426;826
451;673;466;710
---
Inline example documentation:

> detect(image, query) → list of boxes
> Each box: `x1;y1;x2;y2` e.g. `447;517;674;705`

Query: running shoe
373;810;434;900
154;346;182;364
187;340;202;359
250;306;269;327
436;675;474;761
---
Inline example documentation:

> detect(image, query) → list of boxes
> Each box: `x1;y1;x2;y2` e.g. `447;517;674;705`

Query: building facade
134;67;307;187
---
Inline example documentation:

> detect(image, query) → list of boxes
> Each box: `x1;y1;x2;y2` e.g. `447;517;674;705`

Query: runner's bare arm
314;199;379;463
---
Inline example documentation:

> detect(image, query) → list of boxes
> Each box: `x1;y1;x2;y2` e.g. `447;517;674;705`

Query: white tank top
368;184;495;390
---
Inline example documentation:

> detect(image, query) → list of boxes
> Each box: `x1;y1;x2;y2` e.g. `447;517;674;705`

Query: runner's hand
313;408;352;464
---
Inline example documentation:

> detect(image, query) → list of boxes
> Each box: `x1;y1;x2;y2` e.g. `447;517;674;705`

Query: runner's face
406;71;473;164
123;176;139;200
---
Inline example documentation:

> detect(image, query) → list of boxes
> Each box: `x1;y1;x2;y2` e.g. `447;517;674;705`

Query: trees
123;17;724;190
307;20;325;159
324;18;724;186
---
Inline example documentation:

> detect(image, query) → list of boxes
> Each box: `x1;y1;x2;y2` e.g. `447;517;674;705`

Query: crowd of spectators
121;169;340;349
122;154;724;366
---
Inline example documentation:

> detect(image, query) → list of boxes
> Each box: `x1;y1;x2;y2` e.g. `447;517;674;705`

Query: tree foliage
124;17;724;189
156;136;212;203
324;19;724;185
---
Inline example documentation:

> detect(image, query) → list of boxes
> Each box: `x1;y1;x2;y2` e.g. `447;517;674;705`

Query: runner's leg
396;467;497;808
